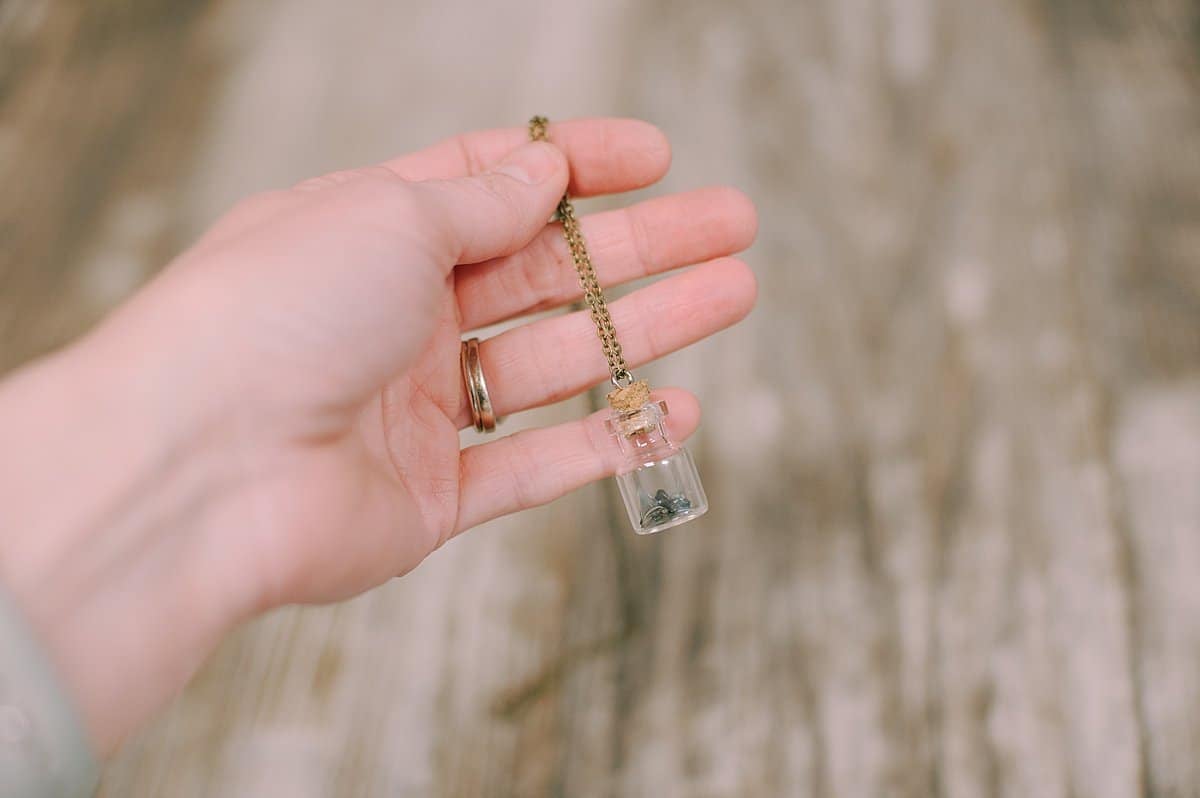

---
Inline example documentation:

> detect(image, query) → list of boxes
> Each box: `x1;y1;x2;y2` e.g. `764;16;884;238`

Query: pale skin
0;118;758;756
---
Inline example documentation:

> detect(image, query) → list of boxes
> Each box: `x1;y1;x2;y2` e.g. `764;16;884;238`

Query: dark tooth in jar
639;490;693;528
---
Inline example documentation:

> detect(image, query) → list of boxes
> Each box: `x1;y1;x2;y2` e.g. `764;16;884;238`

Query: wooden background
2;1;1199;795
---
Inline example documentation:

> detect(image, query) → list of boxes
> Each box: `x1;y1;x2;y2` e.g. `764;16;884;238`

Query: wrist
0;326;250;754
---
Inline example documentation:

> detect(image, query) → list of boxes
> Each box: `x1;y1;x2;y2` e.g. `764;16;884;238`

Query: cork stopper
607;379;651;413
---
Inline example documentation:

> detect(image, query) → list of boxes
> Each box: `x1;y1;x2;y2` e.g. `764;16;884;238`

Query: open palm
138;118;757;610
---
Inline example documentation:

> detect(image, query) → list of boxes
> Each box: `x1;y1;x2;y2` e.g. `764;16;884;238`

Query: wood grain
2;0;1198;795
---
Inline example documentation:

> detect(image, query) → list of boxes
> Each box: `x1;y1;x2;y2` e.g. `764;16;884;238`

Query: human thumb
408;140;568;265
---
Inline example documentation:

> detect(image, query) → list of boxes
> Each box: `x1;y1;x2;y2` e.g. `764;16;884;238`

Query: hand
0;118;757;754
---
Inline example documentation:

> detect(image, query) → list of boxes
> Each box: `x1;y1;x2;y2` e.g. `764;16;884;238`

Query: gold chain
529;116;634;390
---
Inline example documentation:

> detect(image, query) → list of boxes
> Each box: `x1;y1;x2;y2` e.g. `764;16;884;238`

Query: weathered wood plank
1;0;1197;796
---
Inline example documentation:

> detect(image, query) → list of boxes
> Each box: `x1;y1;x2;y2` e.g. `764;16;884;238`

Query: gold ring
460;337;497;433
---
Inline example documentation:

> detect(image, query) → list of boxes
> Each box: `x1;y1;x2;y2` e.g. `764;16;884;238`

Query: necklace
529;116;708;534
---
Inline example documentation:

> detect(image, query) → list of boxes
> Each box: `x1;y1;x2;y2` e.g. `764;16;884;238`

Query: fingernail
495;141;560;185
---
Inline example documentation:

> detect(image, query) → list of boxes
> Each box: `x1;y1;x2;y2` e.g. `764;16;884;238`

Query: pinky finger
455;388;701;534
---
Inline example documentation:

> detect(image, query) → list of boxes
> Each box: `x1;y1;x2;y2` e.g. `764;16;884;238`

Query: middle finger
454;185;757;330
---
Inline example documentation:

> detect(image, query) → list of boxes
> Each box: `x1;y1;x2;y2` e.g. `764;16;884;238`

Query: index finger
382;117;671;197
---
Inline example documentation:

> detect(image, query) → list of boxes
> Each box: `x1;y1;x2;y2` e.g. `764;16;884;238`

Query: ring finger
456;256;756;431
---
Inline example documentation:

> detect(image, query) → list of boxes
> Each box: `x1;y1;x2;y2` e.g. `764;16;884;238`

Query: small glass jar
606;399;708;534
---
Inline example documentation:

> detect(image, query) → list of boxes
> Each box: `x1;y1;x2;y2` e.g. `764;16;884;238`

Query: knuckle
515;229;568;309
623;205;655;274
475;174;526;241
522;324;569;403
504;433;546;510
452;132;487;175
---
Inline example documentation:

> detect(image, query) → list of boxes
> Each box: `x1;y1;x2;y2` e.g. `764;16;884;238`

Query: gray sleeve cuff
0;586;98;798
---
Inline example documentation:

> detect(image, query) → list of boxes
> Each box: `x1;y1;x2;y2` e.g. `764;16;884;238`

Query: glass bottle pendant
606;399;708;534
